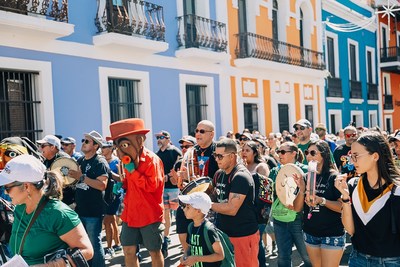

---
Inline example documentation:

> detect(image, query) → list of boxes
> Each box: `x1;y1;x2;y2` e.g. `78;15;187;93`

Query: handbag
271;198;297;222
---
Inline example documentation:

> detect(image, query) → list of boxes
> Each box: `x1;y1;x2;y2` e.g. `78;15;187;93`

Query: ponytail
43;171;64;200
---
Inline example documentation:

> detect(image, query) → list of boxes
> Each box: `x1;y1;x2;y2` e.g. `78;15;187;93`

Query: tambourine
179;176;216;203
50;157;79;187
275;163;304;206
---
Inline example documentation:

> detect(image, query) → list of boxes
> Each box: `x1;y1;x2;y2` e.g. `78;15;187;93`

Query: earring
27;191;31;200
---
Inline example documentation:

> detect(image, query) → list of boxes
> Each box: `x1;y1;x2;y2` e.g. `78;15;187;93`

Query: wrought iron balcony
176;14;227;52
367;83;378;100
349;80;362;99
327;77;342;97
95;0;165;41
0;0;68;22
235;32;325;70
380;46;400;73
384;94;394;110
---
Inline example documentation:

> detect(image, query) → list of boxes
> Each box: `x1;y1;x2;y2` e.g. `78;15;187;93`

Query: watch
79;175;85;183
320;197;326;206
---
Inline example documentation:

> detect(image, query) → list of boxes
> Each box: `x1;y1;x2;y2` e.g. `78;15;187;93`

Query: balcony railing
349;80;362;99
380;46;400;62
384;94;394;109
0;0;68;22
176;14;227;52
367;83;378;100
235;32;325;70
95;0;165;41
327;77;342;97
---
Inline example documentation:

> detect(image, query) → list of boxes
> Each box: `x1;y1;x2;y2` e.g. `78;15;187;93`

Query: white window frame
368;110;378;127
350;110;363;127
348;39;359;81
383;114;393;132
99;67;153;150
365;46;376;84
176;0;210;18
380;23;389;49
382;73;391;94
179;74;216;136
326;32;339;78
328;109;342;134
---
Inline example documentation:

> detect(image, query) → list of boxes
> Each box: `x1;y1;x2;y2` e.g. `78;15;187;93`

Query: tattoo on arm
232;193;241;199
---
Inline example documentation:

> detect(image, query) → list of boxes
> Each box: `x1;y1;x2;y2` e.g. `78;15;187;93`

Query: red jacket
121;147;164;227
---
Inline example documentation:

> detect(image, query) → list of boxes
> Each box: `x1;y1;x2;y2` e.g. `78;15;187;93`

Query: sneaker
165;236;171;244
162;237;169;258
104;247;115;260
271;241;278;256
112;245;123;254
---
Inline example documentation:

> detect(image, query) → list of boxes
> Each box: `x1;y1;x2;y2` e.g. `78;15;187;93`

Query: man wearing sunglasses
293;119;313;164
333;125;358;178
314;123;337;153
155;130;182;257
36;135;69;169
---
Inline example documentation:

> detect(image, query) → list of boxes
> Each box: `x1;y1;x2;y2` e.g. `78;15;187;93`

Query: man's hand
68;169;83;180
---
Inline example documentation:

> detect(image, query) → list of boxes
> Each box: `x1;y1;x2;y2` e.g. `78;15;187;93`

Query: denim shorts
349;249;400;267
304;232;345;250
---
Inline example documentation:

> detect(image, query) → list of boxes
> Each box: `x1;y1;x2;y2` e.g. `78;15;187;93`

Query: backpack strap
390;184;398;234
202;221;214;253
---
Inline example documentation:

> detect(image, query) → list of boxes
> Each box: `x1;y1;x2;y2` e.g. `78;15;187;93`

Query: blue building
0;0;229;149
322;0;380;133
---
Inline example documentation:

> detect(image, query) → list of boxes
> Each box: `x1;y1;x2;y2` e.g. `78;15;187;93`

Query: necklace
199;146;209;156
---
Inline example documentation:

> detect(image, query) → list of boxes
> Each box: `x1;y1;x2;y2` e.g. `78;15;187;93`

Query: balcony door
183;0;197;48
278;104;289;132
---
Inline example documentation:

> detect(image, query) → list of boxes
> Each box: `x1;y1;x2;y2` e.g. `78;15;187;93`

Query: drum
50;157;79;187
275;163;304;206
179;177;216;202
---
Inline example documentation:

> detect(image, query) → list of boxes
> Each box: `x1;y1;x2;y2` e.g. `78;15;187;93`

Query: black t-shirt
186;221;221;267
333;144;356;179
303;172;344;237
75;154;109;217
213;165;258;237
349;176;400;257
157;145;182;189
43;151;71;169
194;143;218;179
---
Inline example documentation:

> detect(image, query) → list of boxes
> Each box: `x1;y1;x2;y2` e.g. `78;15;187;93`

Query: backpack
188;221;236;267
252;173;273;223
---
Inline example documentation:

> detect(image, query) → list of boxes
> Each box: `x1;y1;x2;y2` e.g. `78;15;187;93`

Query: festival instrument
179;176;216;203
50;157;79;187
275;163;304;206
177;147;199;189
306;160;318;204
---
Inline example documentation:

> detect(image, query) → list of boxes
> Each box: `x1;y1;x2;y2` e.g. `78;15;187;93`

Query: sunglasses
61;143;71;147
239;137;250;141
180;145;193;149
81;139;91;144
304;150;318;156
276;150;292;155
213;152;232;160
40;144;51;149
4;183;23;193
350;152;369;162
294;126;306;131
345;133;357;138
195;129;213;134
315;128;325;131
156;136;167;140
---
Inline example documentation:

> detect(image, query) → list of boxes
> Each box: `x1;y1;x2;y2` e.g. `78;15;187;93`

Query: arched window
299;8;304;47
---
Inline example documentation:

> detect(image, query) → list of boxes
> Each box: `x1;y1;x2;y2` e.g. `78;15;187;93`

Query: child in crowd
179;192;224;267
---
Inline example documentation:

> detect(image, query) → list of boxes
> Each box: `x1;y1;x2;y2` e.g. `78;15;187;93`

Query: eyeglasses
156;136;167;140
180;145;193;149
61;143;71;147
350;152;370;162
239;137;250;141
4;183;23;193
315;128;325;131
294;126;306;131
345;133;357;138
276;150;293;155
304;150;318;156
195;129;213;134
213;152;232;160
81;139;91;144
40;144;51;149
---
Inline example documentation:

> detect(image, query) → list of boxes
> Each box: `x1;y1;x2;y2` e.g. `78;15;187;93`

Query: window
330;114;336;135
367;51;373;83
299;9;304;47
349;44;357;81
238;0;247;33
305;105;313;127
243;103;258;132
0;70;41;141
278;104;289;132
108;78;141;123
186;84;207;135
327;37;336;77
272;0;278;41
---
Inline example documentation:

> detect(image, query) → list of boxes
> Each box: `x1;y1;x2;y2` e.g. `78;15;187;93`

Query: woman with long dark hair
335;132;400;266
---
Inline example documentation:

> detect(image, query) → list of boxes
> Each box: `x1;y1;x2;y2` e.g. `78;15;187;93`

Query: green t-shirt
297;142;311;164
10;198;81;265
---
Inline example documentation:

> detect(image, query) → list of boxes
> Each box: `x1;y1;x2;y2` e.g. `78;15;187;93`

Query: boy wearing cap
179;192;224;267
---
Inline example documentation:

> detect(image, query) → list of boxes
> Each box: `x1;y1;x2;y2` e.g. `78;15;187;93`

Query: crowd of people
0;118;399;267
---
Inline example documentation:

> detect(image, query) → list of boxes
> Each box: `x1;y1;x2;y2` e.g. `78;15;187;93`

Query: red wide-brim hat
107;118;150;141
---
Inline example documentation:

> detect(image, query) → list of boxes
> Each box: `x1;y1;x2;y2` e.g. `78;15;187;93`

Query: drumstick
307;160;317;204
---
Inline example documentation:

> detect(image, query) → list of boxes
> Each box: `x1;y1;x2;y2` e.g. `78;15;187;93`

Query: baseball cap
102;140;113;148
315;123;327;131
155;130;170;138
389;131;400;142
37;135;61;150
61;137;76;145
293;119;312;128
240;132;253;140
179;135;196;145
178;192;212;215
84;130;104;148
0;155;46;186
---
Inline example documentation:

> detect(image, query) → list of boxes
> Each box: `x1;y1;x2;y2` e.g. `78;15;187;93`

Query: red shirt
121;147;164;227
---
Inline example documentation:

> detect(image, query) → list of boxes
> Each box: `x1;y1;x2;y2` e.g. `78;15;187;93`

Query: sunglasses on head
81;139;91;144
345;133;357;138
4;182;23;193
304;150;318;156
195;129;213;134
276;149;292;155
156;136;167;140
294;126;306;131
180;145;192;149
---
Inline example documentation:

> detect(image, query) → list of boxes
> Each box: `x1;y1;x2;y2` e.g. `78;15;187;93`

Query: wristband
341;197;351;204
79;175;85;183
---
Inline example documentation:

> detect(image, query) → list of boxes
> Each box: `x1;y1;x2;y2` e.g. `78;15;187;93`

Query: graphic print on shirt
198;156;209;171
76;162;91;190
340;151;355;176
190;232;204;267
309;177;331;215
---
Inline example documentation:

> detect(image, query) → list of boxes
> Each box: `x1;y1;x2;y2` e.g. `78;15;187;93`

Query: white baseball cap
0;155;46;186
37;135;61;150
178;192;212;215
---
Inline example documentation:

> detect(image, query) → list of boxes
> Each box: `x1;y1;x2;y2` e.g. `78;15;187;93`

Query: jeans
349;249;400;267
258;224;266;267
273;217;311;267
80;216;105;267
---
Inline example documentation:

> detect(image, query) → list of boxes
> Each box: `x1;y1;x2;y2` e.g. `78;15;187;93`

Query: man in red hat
108;118;165;267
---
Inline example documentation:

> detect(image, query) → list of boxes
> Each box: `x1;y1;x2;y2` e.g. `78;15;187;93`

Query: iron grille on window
244;103;259;132
186;84;207;135
305;105;314;128
0;70;41;141
108;78;141;123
